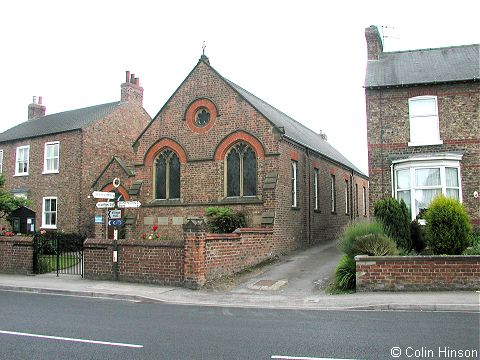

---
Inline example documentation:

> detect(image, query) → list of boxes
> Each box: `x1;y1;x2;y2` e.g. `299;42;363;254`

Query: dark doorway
8;206;36;234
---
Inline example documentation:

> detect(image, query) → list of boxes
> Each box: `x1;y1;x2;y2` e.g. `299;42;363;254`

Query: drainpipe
350;170;354;221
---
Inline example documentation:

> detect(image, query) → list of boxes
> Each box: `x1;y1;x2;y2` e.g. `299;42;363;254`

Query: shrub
351;233;398;257
205;207;247;233
334;255;356;291
410;219;426;253
424;195;472;255
374;198;411;251
338;220;385;258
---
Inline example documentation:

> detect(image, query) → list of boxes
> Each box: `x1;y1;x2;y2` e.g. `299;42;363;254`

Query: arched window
155;150;180;199
226;143;257;197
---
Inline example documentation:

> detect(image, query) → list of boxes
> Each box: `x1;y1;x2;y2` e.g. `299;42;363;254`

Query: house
93;55;369;250
0;72;151;236
364;25;479;228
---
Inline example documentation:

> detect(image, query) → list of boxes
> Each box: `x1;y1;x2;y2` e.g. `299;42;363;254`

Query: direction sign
108;219;124;227
96;201;115;209
92;191;116;199
109;210;121;219
117;201;141;208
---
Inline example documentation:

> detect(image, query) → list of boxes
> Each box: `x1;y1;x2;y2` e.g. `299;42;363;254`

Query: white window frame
291;161;297;208
43;141;60;174
313;169;319;210
362;186;367;216
408;96;443;147
15;145;30;176
0;149;3;174
344;179;349;215
42;196;58;229
393;154;463;220
331;174;336;213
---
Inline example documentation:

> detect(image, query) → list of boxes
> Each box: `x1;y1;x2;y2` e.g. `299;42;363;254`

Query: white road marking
0;330;143;348
272;356;358;360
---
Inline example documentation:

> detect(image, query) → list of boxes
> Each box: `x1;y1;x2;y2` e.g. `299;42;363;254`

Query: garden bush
351;233;398;257
410;219;426;253
205;207;247;233
334;255;356;291
374;197;411;251
338;219;385;258
424;195;472;255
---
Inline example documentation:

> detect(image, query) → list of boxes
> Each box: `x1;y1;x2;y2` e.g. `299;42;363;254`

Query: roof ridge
381;43;479;56
32;101;120;121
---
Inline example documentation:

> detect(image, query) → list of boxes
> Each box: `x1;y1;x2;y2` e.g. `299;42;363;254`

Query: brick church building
93;55;369;251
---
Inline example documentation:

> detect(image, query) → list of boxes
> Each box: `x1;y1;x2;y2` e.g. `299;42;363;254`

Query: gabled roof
365;44;479;88
224;79;365;175
135;58;365;177
0;102;121;143
92;155;134;189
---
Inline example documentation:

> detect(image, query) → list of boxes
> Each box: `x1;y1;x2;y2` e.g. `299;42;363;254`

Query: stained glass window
155;150;180;199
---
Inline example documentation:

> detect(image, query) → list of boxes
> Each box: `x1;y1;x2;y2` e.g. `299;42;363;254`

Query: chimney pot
28;95;46;120
130;74;135;83
126;71;130;83
121;71;144;105
39;96;42;105
33;96;37;104
135;78;139;85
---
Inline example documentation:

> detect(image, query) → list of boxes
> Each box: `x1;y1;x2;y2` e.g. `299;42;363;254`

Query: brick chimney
28;96;46;120
120;71;144;105
365;25;383;60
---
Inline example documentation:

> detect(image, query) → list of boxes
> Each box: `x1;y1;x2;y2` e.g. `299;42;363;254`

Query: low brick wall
0;236;33;274
84;238;184;285
205;228;275;278
356;255;480;291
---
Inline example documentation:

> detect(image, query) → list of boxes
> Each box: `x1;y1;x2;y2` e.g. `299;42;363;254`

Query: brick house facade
0;72;151;236
365;25;479;228
94;55;369;249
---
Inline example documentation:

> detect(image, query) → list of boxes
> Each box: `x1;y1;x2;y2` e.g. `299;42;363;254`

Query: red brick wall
366;83;480;227
83;238;114;280
356;255;480;291
0;236;33;274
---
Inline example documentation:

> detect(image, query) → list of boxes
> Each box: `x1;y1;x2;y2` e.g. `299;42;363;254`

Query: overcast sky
1;0;478;174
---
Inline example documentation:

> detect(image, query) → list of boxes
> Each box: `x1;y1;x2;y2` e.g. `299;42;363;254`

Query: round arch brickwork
100;183;130;201
185;98;218;134
144;138;187;166
214;131;265;161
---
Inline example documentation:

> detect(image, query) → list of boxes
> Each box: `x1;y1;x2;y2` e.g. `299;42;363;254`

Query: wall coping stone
233;227;274;234
355;255;480;262
205;233;241;241
0;236;33;245
84;238;183;248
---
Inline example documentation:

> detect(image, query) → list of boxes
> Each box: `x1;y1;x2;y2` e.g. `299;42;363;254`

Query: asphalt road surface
0;291;478;360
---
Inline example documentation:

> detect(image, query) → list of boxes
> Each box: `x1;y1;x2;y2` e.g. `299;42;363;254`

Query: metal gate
33;233;85;277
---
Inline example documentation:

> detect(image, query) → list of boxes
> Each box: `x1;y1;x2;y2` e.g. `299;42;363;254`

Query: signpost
92;191;116;199
108;210;121;219
108;219;125;227
117;201;141;208
96;201;115;208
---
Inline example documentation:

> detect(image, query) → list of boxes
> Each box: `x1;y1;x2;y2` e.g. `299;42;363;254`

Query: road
0;291;478;360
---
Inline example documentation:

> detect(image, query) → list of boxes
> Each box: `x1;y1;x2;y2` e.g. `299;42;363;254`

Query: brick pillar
183;220;207;289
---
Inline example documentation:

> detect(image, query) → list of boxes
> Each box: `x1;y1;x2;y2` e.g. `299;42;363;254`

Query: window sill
148;199;182;206
14;173;29;177
221;196;263;205
408;140;443;147
43;170;59;175
41;225;57;230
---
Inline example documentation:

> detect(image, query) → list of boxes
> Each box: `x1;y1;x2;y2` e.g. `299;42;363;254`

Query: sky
0;0;478;174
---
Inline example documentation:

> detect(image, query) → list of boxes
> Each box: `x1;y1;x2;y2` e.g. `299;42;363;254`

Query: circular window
185;98;218;133
195;108;210;127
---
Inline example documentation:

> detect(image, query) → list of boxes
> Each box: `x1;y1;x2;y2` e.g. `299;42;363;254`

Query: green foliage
338;219;385;258
351;233;398;257
0;174;28;219
205;207;247;234
410;219;426;253
424;195;472;255
34;231;86;254
374;197;411;251
463;245;480;256
334;255;356;291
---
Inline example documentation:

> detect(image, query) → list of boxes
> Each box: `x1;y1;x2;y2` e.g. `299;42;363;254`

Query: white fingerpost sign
92;191;116;199
117;201;141;208
96;201;115;209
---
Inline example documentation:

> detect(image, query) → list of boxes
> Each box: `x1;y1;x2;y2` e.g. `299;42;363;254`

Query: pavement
0;241;479;312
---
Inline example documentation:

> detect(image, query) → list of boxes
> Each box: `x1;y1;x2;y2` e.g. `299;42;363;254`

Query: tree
0;174;28;219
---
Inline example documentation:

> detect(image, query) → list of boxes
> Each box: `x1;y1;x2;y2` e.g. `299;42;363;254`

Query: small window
331;174;336;213
313;169;319;210
0;149;3;174
155;150;180;200
362;186;367;216
408;96;441;146
291;161;297;207
44;142;59;173
15;146;30;176
345;179;349;215
42;197;57;229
